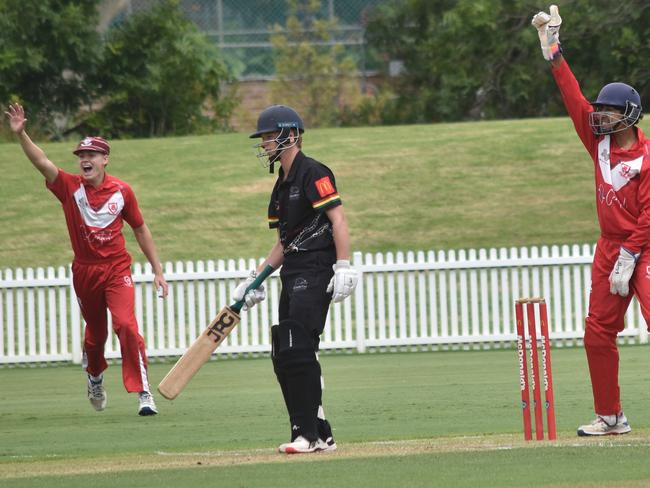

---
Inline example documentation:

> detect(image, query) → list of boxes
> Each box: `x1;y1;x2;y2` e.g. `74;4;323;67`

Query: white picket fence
1;244;648;365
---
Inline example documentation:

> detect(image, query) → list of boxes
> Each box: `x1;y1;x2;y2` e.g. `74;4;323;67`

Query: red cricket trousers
585;237;650;415
72;258;151;393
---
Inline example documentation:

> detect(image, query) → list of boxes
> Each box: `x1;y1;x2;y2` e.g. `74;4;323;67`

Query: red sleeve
45;169;75;203
121;184;145;228
623;144;650;253
551;59;598;156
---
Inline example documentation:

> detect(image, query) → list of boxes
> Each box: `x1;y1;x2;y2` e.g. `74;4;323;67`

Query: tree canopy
86;0;236;138
0;0;235;139
366;0;650;123
0;0;102;136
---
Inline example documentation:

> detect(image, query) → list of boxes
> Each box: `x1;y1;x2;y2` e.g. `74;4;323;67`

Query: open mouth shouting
81;162;94;175
75;150;107;184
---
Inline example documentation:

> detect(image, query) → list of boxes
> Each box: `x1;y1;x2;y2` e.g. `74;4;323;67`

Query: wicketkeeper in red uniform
5;103;169;416
533;6;649;435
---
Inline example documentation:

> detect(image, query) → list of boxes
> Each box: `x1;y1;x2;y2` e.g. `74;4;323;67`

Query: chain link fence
106;0;386;79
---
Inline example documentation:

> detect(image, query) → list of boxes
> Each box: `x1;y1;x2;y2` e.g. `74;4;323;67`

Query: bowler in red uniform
5;103;169;416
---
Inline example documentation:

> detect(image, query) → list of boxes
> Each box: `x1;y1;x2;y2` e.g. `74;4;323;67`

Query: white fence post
353;251;365;353
0;269;4;358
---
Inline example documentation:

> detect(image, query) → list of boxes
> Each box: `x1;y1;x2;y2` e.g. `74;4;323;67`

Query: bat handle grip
231;264;275;313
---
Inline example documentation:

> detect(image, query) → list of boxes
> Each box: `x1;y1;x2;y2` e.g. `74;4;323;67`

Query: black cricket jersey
267;151;342;254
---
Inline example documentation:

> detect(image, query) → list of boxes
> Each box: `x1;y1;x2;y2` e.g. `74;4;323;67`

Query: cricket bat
157;265;274;400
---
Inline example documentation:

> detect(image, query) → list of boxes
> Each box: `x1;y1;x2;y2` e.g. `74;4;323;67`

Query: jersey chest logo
73;185;124;229
289;185;301;201
597;136;643;191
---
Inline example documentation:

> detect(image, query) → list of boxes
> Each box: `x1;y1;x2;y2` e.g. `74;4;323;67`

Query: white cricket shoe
318;418;337;452
319;435;337;452
278;436;329;454
87;375;107;411
577;413;631;436
138;391;158;416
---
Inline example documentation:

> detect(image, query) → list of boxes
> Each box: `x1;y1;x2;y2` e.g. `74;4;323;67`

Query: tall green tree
0;0;102;137
366;0;650;123
85;0;236;138
554;0;650;107
270;0;360;128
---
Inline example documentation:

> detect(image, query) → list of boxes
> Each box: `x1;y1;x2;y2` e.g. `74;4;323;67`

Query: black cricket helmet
250;105;305;171
249;105;304;139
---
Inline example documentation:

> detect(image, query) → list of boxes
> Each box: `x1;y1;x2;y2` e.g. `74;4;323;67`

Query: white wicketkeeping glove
326;260;359;303
531;5;562;61
232;269;266;311
609;247;639;297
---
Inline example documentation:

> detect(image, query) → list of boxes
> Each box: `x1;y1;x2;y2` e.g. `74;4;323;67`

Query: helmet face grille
590;83;643;135
252;126;301;168
589;102;642;135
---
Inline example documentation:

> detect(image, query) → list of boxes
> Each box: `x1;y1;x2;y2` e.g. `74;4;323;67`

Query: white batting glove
326;260;359;303
233;270;266;311
609;248;639;297
531;5;562;61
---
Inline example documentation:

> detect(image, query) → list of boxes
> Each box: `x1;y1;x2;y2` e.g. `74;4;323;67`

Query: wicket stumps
515;297;556;441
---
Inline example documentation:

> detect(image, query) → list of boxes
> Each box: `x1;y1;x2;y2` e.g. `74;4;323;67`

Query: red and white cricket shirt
553;59;650;253
46;169;144;264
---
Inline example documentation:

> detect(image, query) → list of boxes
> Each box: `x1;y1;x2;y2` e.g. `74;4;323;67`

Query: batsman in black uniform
233;105;358;454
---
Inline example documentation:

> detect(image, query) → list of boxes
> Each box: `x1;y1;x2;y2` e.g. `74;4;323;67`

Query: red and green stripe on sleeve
312;192;341;210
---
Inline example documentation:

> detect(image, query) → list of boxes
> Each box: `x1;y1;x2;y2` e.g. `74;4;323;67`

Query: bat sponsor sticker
206;308;239;343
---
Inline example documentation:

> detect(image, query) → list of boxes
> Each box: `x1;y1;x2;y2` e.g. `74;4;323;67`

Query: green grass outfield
4;119;650;488
3;346;650;487
5;116;646;268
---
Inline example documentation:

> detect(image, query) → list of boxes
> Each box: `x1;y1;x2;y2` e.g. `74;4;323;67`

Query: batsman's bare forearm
327;205;351;261
258;237;284;272
17;130;58;184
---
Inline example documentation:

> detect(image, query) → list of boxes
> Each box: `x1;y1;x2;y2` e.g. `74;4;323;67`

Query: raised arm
532;6;597;155
4;104;58;184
